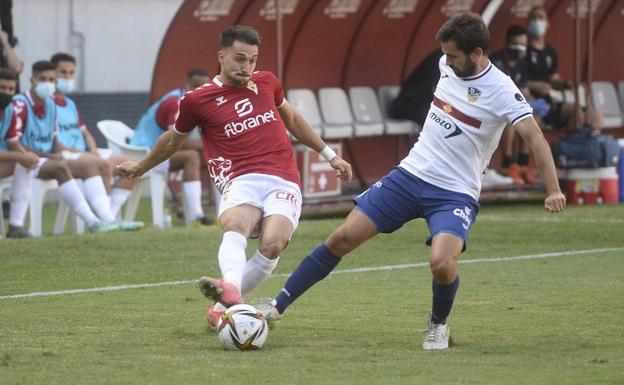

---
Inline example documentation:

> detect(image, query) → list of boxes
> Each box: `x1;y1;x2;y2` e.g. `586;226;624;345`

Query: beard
450;59;477;78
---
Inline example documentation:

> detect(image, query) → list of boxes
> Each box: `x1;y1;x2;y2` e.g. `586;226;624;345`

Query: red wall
152;0;624;99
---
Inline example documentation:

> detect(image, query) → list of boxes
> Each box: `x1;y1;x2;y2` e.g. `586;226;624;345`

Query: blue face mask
56;78;75;94
528;19;547;37
35;82;56;98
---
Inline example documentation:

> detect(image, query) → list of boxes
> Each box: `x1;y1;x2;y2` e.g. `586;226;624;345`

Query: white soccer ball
216;304;268;351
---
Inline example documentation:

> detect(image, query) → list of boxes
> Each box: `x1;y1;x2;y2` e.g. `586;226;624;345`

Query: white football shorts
219;173;302;231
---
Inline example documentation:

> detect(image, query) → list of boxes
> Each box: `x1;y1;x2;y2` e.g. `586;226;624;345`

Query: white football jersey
399;55;533;200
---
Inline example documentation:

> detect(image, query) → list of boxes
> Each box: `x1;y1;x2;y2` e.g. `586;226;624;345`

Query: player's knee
49;160;72;181
259;236;287;259
326;226;356;255
220;217;250;235
429;256;457;283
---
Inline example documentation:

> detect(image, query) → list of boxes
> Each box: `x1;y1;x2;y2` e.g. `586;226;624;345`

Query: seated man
0;68;38;238
526;6;577;131
9;60;137;233
51;52;140;218
131;69;213;226
491;25;547;185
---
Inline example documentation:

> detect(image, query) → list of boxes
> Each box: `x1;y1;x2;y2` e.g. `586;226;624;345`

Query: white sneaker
256;300;283;329
481;168;514;188
422;320;450;350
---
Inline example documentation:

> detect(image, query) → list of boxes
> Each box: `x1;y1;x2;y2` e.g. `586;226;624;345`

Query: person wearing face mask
491;25;547;185
130;68;215;228
50;52;142;221
8;60;138;233
526;6;576;131
0;68;38;238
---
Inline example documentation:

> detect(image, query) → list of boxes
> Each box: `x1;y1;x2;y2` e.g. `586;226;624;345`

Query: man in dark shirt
526;6;576;130
491;25;545;185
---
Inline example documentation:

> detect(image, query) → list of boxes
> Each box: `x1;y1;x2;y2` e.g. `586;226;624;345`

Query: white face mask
56;78;75;94
34;81;56;98
528;19;547;37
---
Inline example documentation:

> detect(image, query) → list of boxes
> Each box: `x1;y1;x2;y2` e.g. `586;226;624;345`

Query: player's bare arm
513;116;566;212
82;128;99;153
278;100;353;182
116;129;186;178
4;140;39;169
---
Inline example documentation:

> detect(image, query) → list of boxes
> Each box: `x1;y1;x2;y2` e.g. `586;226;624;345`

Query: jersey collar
462;60;492;81
213;76;223;87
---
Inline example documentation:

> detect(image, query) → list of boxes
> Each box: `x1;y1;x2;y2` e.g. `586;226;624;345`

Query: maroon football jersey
174;71;299;191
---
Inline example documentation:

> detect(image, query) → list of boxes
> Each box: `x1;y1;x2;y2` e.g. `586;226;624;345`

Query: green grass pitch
1;202;623;385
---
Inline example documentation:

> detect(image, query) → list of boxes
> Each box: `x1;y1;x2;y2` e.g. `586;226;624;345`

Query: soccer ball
216;304;268;351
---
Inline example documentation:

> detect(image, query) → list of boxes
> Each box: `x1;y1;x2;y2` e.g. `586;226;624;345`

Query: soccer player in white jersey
116;25;352;327
259;12;566;350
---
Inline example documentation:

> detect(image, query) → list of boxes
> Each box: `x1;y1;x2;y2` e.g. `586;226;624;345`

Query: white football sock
58;179;99;226
213;302;228;312
241;250;279;296
110;187;132;218
183;180;204;219
83;176;115;223
9;164;33;227
218;231;247;291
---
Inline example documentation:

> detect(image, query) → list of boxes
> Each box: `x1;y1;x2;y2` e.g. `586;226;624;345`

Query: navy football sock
430;276;460;325
274;243;342;314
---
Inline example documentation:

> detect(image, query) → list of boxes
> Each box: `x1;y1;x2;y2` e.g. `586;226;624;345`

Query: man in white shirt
259;12;566;350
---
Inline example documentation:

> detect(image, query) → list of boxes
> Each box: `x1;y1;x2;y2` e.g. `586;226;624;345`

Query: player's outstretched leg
259;209;377;327
423;233;463;350
199;205;262;313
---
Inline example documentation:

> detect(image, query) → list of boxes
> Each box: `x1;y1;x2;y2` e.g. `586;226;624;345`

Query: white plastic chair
287;89;324;137
377;85;417;135
29;178;59;237
97;119;192;227
317;88;354;139
0;176;12;238
591;81;622;128
348;87;385;137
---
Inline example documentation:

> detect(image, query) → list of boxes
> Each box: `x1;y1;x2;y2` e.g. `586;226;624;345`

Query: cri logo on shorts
453;206;472;230
275;191;298;206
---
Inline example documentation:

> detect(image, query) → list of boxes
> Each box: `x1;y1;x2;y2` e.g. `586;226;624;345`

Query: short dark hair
32;60;56;75
506;25;527;41
0;67;17;81
436;12;490;55
186;68;209;79
50;52;76;66
219;25;261;49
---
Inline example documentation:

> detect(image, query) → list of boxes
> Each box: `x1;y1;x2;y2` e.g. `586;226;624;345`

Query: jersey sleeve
173;92;197;134
267;72;286;108
156;96;180;130
6;99;26;141
492;82;534;126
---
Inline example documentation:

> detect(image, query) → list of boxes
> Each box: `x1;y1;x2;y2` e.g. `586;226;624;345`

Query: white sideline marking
478;215;624;224
1;247;622;300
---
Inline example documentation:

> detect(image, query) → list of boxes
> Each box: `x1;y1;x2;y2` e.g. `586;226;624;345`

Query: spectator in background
9;60;137;233
526;6;577;131
391;49;443;127
0;67;36;238
131;69;214;227
51;52;141;219
491;25;547;185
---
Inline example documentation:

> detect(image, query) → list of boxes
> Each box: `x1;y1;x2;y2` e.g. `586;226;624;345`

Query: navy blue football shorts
353;167;480;251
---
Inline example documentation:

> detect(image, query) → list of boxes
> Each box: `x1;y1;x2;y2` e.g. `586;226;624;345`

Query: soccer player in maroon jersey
117;25;352;326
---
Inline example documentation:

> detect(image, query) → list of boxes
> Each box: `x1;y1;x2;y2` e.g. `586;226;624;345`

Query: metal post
276;0;284;80
586;0;593;124
573;0;580;130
